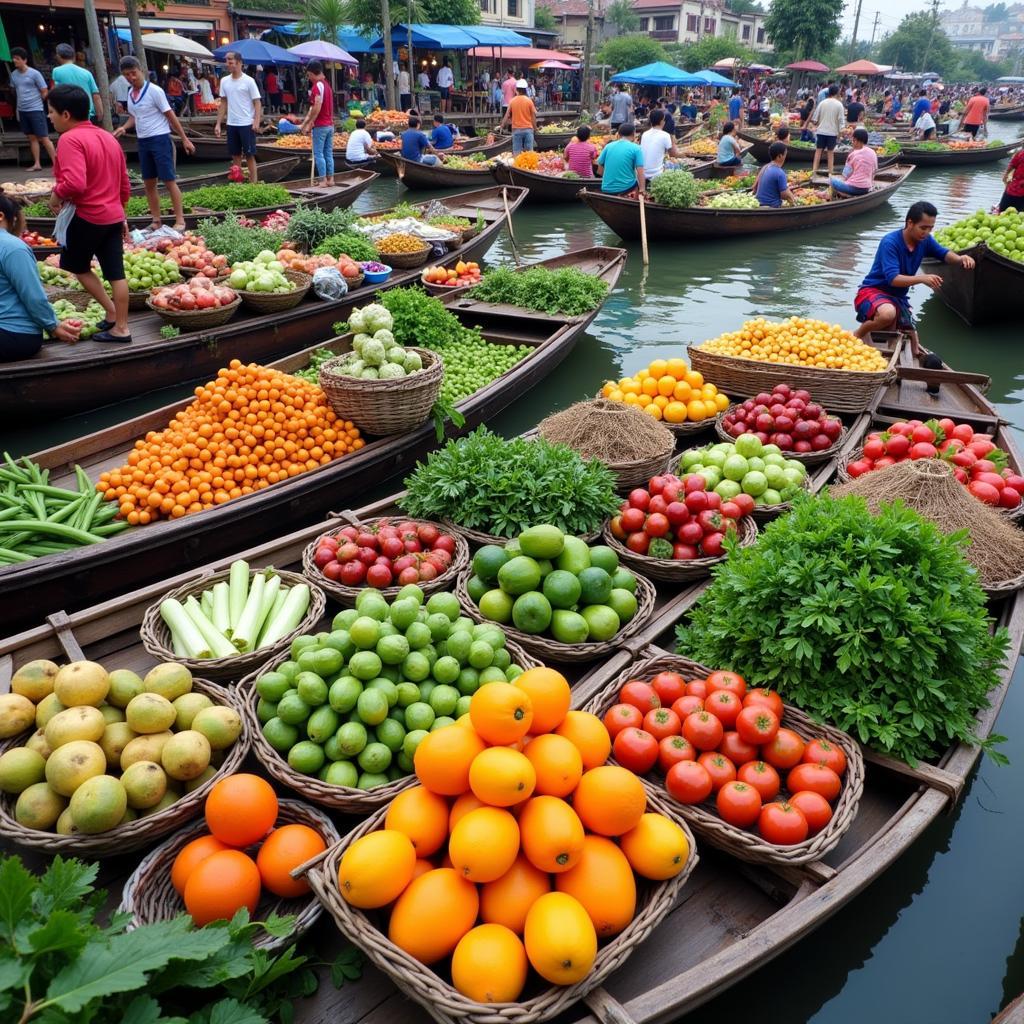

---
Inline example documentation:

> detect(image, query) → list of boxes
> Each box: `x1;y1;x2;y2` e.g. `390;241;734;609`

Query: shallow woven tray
239;639;541;812
118;798;339;952
602;514;758;583
0;676;249;856
47;289;94;311
145;294;242;329
590;390;715;438
128;288;159;311
140;566;327;680
455;567;657;665
984;569;1024;600
319;347;443;437
714;405;849;466
440;519;603;548
381;245;432;269
582;651;864;867
301;513;470;606
300;777;697;1024
238;269;311;313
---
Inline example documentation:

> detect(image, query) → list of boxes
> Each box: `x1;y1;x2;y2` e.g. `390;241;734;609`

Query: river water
3;124;1023;1024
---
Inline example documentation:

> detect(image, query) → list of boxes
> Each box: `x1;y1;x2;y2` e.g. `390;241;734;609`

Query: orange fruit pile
336;668;692;1005
601;356;730;423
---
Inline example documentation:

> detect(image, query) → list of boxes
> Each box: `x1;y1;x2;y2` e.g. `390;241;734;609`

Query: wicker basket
318;347;443;437
301;514;470;606
714;405;850;466
380;245;432;269
118;799;339;952
590;390;715;439
0;677;249;857
984;570;1024;600
601;514;759;583
46;288;94;310
128;288;156;311
688;341;900;415
139;566;327;680
582;651;864;867
145;295;242;330
455;568;657;665
301;777;697;1024
440;519;603;548
341;270;365;292
238;270;311;313
240;639;541;813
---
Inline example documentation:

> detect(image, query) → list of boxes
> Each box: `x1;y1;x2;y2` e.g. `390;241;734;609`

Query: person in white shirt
214;52;263;183
639;109;679;179
398;68;412;111
345;117;376;164
436;59;454;114
810;83;846;179
418;69;430;91
109;71;131;126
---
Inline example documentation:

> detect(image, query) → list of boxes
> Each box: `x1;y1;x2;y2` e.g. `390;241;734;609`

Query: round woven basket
239;638;541;813
601;514;759;583
145;295;242;330
301;515;470;606
455;568;657;665
439;518;604;549
318;347;443;437
118;799;339;952
380;245;431;269
139;566;327;680
238;270;311;313
714;405;849;466
0;676;249;857
984;569;1024;600
340;270;365;291
582;651;864;867
590;390;716;439
128;288;157;311
47;289;94;310
300;776;697;1024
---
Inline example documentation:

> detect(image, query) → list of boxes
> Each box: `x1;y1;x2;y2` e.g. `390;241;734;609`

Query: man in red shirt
960;86;990;138
1000;149;1024;212
300;60;335;187
46;84;132;343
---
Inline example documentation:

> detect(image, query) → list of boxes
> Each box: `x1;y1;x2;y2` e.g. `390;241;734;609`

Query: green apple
734;434;763;459
722;454;749;482
742;470;768;497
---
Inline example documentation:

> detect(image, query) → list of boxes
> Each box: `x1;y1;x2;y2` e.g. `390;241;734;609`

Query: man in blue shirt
854;201;976;357
597;123;645;196
400;115;438;165
728;88;743;125
911;89;931;126
754;142;795;207
430;113;455;151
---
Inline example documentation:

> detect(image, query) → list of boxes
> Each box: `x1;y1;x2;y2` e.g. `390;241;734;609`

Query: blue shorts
137;133;176;182
438;86;451;99
227;124;256;157
19;110;49;137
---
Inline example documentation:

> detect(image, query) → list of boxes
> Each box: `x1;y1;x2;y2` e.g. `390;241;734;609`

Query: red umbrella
787;60;829;73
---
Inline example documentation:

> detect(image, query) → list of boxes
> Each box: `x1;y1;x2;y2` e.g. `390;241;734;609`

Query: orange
411;858;434;882
514;667;571;734
686;399;706;421
573;766;646;837
555;835;636;937
384;785;450;856
171;834;230;895
256;823;326;898
523;892;597;985
648;358;668;377
448;806;520;883
183;849;261;927
657;374;677;396
414;725;486;796
666;357;689;378
523;734;583;798
337;829;416;908
388;868;479;965
480;854;551;934
664;401;687;424
684;370;704;388
469;747;536;807
641;376;659;398
204;774;278;847
620;813;691;880
644;403;663;420
448;791;487;831
469;682;533;745
554;710;611;770
518;795;585;874
451;924;528;1003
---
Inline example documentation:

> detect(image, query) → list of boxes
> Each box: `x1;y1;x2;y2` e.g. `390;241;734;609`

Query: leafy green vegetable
284;205;358;252
468;267;609;316
649;170;703;209
125;195;173;217
675;493;1010;765
401;426;620;538
159;324;181;339
313;232;379;261
186;184;293;212
198;214;286;262
357;201;423;225
293;347;336;384
22;201;51;217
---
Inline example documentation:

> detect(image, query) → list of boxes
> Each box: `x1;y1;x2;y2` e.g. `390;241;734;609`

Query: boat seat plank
895;366;991;389
859;749;963;804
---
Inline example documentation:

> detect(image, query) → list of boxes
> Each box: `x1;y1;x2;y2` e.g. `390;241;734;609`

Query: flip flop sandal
97;319;114;332
171;224;187;232
93;331;133;344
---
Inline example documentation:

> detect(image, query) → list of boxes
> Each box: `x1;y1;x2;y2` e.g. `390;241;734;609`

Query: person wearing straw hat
500;80;537;157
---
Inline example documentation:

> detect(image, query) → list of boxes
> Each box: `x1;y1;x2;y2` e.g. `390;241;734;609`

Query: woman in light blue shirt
717;121;743;167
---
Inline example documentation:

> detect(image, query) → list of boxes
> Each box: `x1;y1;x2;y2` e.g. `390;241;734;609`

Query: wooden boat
581;164;915;240
989;105;1024;122
127;155;301;196
0;246;625;631
389;152;498;190
3;186;527;422
118;129;280;162
924;242;1024;325
530;124;603;150
897;139;1021;166
739;129;905;167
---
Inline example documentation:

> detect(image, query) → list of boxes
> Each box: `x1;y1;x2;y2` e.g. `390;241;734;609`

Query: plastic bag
312;266;349;301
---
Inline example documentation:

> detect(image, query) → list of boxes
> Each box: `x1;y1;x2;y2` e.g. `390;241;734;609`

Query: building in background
629;0;769;52
940;1;1024;62
536;0;607;52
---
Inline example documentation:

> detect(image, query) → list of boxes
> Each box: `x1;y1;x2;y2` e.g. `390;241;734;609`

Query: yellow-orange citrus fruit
554;835;637;937
573;766;646;837
469;746;537;807
554;710;611;770
256;823;326;898
523;892;598;985
414;725;486;796
469;682;533;745
451;924;528;1003
518;795;585;874
337;829;416;908
184;849;261;927
479;853;551;934
388;868;479;964
523;733;583;798
619;813;691;880
514;667;571;734
449;806;520;883
384;785;450;857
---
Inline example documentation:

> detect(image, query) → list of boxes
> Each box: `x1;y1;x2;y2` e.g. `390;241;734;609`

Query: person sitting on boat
594;100;614;132
831;128;877;197
564;125;598;178
679;94;698;123
775;124;791;143
914;106;937;141
400;116;439;166
998;148;1024;212
640;109;679;181
754;142;796;208
277;114;302;135
596;122;645;197
430;114;456;152
717;122;744;168
346;118;377;165
854;201;976;358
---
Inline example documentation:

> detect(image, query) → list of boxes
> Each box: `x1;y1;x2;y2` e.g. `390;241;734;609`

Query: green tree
877;12;957;75
668;37;756;71
298;0;348;43
596;34;667;71
340;0;426;108
764;0;841;59
954;48;1011;80
606;0;640;33
422;0;480;23
728;0;765;14
534;4;558;32
983;2;1008;22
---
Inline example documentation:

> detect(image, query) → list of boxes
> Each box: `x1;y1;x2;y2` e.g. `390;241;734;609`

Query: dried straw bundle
538;398;675;463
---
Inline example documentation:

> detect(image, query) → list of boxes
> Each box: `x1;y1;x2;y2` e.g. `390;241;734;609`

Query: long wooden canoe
119;129;280;162
0;246;625;630
924;241;1024;325
897;139;1021;166
738;130;905;166
127;156;301;196
989;106;1024;122
581;164;915;240
2;186;528;421
389;153;498;190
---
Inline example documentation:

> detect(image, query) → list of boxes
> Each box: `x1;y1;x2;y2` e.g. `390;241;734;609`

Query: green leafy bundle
285;205;358;251
649;170;703;209
187;184;293;212
198;214;286;262
313;232;379;262
293;347;337;384
357;201;423;226
124;195;172;216
401;426;619;538
676;493;1009;765
22;201;50;217
468;267;610;316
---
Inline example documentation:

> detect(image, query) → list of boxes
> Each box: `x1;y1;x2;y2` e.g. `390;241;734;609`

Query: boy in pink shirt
831;128;877;197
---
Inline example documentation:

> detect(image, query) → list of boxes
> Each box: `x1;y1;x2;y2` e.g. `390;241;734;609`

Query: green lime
426;591;460;621
256;697;278;724
358;742;392;774
588;545;620;574
389;597;420;631
348;651;383;681
455;695;472;718
512;592;553;635
337;721;368;756
421;644;438;668
323;733;345;761
323;630;355;658
288;741;325;775
296;649;322;675
504;538;522;557
429;684;460;717
396;751;415;773
445;630;472;663
498;556;542;596
376;718;407;752
378;621;398;639
395;682;421;708
403;728;428;760
402;652;431;682
431;716;455;731
349;616;381;649
405;701;436;731
479;588;514;624
307;706;340;743
396;583;425;605
581;604;620;641
309;647;344;678
607;588;639;625
577;567;613;605
377;634;411;665
555;535;591;575
426;613;451;641
551;609;589;644
474;625;506;650
453;616;475;633
405;621;433;649
479;666;508;685
543;569;582;610
506;664;523;681
491;647;511;670
468;640;495;669
367;677;398;708
332;609;359;630
277;660;301;681
612;568;637;594
457;667;480;696
256;671;291;702
357;771;389;790
418;681;435;703
276;692;312;725
356;688;389;726
295;673;328;706
329;676;362;713
379;663;401;682
519;524;565;559
472;544;509;583
432;655;461;685
389;706;406;727
290;634;318;660
355;586;384;608
262;717;298;753
324;760;359;787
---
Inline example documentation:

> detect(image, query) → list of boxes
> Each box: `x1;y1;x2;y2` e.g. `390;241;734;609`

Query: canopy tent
133;32;215;59
368;24;531;51
610;61;706;86
997;76;1024;83
212;39;304;66
786;60;829;73
694;69;736;87
466;45;579;62
531;60;578;70
713;57;773;71
835;59;891;74
268;25;375;54
287;40;358;66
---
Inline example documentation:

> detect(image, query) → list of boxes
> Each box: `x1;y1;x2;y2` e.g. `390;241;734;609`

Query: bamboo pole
638;191;649;266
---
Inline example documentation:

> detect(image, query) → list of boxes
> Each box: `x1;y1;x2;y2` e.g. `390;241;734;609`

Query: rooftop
538;0;604;15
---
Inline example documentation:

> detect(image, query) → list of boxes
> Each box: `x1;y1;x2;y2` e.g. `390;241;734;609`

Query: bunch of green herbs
125;195;172;217
197;214;286;262
284;205;358;252
186;183;293;211
469;266;609;316
313;232;379;262
293;347;337;384
21;201;51;218
648;170;703;209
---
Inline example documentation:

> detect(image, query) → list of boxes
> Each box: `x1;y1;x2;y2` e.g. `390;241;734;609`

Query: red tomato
658;735;697;773
628;488;651;510
650;671;687;706
884;434;910;459
732;493;756;517
705;670;747;699
645;512;670;538
665;760;713;805
621;507;646;533
642;707;682;741
697;751;736;792
719;730;758;766
603;703;643;738
613;728;659;774
862;438;885;461
735;705;780;746
704;689;741;728
619;680;661;713
787;790;833;836
671;695;704;719
626;532;651;554
743;688;784;719
802;738;847;776
737;760;781;801
716;781;763;828
682;710;725;752
761;728;806;771
758;801;809;845
786;763;841;802
951;422;975;444
685;679;708;699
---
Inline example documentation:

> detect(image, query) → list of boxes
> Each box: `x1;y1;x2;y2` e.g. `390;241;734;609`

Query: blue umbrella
694;69;737;87
212;38;304;66
609;62;706;87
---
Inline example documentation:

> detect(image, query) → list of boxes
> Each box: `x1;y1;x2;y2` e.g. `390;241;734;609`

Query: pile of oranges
600;357;731;423
96;360;363;524
335;668;692;1006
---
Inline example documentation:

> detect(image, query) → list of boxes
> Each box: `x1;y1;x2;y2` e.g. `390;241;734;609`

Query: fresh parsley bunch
468;267;609;316
198;215;286;263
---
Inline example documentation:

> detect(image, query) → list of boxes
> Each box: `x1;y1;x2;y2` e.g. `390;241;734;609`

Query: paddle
638;191;650;266
501;186;521;266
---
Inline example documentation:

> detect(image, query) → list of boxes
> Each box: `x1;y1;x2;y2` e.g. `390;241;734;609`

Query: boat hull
389;154;497;190
897;140;1020;166
925;242;1024;325
989;107;1024;121
127;156;301;196
739;131;904;166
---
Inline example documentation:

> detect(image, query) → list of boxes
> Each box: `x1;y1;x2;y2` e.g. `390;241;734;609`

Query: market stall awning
135;32;215;60
269;25;375;54
287;40;358;66
713;57;773;71
835;59;891;74
466;45;579;62
531;60;577;70
610;61;706;86
694;68;736;86
786;60;829;73
369;24;531;51
212;38;304;66
998;75;1024;83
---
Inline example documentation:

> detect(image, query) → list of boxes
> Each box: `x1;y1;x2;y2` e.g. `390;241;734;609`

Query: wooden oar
501;186;521;266
638;191;650;266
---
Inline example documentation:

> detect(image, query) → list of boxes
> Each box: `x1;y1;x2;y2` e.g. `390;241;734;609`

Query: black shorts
964;122;980;138
999;190;1024;212
816;134;837;151
438;86;451;99
19;110;48;137
0;328;44;360
227;124;256;156
60;215;125;280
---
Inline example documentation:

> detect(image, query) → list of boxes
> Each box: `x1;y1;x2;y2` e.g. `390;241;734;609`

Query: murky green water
3;124;1023;1024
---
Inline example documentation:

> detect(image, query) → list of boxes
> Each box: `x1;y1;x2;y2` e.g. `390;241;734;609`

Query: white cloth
640;127;672;177
198;78;215;105
437;66;454;89
915;111;936;132
128;82;172;138
398;70;410;94
346;127;375;162
110;74;131;104
185;68;198;95
220;73;261;126
418;71;430;89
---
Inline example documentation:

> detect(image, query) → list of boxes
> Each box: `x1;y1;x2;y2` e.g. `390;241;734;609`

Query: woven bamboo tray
440;519;603;548
238;270;311;313
145;295;242;330
47;288;94;310
602;514;758;583
984;569;1024;600
0;676;249;857
688;342;899;414
582;651;864;867
380;244;432;268
300;778;698;1024
714;405;850;466
301;514;470;606
590;390;715;438
239;639;541;812
118;798;339;952
128;288;160;311
139;566;327;680
319;347;443;436
455;568;657;665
